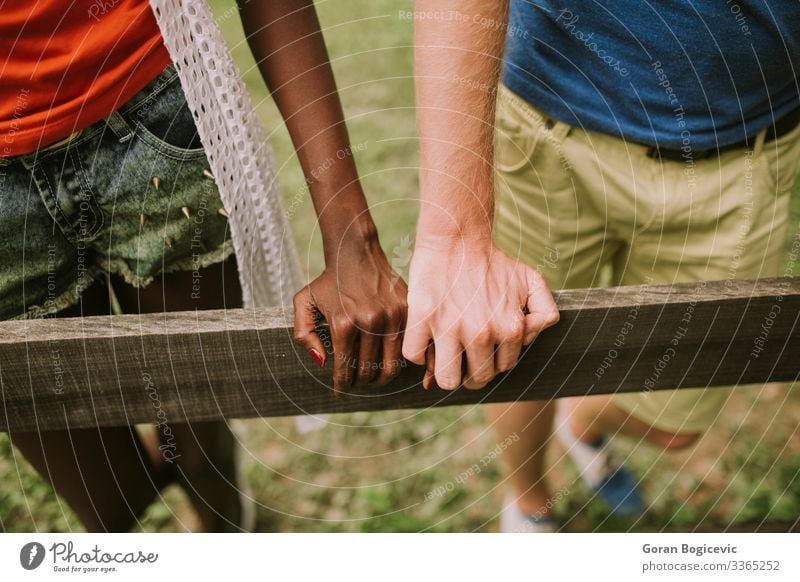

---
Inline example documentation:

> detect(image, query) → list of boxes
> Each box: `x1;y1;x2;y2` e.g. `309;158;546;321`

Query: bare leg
566;395;700;450
112;255;246;532
485;400;556;517
486;394;700;522
11;283;175;532
12;256;246;532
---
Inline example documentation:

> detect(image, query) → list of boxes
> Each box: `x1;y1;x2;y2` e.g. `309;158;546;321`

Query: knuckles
464;373;493;389
356;310;386;332
384;305;407;325
543;308;561;328
496;357;517;373
329;312;356;336
436;377;460;390
407;296;437;318
402;345;426;364
499;318;526;344
292;328;310;343
333;370;352;386
463;381;489;390
291;288;309;309
465;326;493;348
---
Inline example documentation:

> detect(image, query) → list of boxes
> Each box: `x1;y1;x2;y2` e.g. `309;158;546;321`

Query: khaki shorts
493;84;800;434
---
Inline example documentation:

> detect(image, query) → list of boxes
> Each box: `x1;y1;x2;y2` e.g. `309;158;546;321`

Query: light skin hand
403;0;559;390
405;238;558;390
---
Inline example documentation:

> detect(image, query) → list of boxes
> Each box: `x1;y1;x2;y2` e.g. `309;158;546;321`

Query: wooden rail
0;277;798;432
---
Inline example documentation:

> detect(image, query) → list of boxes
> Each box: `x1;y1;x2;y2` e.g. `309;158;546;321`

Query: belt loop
105;111;134;143
549;118;572;142
752;128;767;158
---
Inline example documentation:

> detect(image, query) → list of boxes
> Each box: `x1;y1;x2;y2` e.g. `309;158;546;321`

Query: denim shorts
0;65;233;320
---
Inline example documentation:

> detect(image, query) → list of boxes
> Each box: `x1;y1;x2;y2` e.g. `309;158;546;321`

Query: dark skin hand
237;0;407;395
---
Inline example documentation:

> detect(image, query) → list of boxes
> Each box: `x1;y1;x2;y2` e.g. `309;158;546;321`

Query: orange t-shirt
0;0;172;157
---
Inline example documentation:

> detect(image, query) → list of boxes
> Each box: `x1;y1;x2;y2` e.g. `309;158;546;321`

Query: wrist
320;211;381;265
415;161;495;248
413;227;494;259
415;199;494;252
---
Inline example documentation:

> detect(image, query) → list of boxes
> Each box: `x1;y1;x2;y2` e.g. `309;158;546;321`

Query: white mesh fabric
149;0;303;308
150;0;328;431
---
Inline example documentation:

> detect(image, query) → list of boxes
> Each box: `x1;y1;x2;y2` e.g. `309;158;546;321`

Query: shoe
499;495;557;533
592;464;645;518
555;402;645;518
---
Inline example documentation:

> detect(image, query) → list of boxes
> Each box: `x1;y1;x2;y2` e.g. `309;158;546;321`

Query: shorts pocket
121;73;206;160
494;98;542;173
27;145;105;246
763;121;800;197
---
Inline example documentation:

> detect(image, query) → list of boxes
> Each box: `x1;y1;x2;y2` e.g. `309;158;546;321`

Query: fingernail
309;348;324;367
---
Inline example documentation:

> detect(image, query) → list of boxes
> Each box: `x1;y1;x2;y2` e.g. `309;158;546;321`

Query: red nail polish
309;348;324;367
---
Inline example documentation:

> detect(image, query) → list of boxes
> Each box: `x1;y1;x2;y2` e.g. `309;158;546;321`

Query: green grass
225;0;420;279
1;0;799;532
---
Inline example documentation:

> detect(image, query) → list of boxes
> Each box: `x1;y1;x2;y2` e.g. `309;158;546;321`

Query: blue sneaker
592;463;645;517
555;403;645;517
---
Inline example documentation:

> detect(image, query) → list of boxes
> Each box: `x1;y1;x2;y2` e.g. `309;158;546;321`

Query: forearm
237;0;377;260
414;0;508;244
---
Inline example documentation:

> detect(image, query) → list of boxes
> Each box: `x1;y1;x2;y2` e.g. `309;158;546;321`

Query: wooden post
1;277;797;432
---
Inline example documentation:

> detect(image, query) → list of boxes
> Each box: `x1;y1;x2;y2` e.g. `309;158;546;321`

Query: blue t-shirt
503;1;800;149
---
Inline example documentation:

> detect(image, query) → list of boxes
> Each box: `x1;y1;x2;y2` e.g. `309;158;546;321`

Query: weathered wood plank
1;276;798;432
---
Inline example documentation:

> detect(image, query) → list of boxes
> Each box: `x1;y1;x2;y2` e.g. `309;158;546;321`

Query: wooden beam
1;277;798;432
